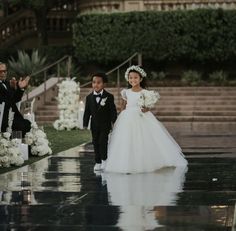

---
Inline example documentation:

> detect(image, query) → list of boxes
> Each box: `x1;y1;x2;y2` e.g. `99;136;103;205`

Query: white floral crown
125;65;147;81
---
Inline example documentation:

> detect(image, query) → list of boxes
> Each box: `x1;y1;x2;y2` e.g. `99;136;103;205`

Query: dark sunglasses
0;70;7;73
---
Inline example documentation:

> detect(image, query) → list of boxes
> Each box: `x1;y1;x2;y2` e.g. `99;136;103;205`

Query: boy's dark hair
91;72;108;83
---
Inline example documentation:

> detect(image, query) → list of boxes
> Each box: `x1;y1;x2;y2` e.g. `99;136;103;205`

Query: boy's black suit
83;89;117;163
0;80;31;136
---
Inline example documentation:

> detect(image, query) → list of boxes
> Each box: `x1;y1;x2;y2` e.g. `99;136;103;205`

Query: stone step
35;115;59;121
79;91;236;98
156;106;236;111
79;88;236;94
155;111;236;116
36;111;59;116
159;96;236;99
157;115;236;122
162;121;236;133
37;105;58;110
80;87;236;92
34;86;236;127
37;121;54;125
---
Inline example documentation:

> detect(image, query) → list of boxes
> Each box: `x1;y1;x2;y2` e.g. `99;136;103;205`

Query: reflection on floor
0;143;236;230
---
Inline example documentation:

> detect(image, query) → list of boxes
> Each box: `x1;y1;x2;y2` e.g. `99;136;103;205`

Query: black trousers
12;116;31;138
91;126;110;164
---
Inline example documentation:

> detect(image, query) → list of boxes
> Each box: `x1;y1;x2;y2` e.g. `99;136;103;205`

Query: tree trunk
2;0;9;17
34;9;48;46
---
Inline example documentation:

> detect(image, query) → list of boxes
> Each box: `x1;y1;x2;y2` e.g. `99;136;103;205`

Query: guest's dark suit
83;89;117;163
0;80;31;137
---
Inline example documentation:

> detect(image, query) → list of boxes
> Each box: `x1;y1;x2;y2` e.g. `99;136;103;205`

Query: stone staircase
36;99;59;125
35;86;236;133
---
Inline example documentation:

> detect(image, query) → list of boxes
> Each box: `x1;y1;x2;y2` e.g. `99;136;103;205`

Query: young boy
83;73;117;171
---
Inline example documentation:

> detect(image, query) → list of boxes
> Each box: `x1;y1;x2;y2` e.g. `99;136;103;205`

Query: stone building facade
77;0;236;14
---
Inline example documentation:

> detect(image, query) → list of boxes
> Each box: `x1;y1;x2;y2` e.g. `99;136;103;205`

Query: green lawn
0;126;92;175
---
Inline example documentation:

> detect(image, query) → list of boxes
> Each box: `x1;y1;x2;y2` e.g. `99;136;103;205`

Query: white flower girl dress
105;88;188;174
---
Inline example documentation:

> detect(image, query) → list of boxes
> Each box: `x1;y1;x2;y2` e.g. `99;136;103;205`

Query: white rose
3;132;11;139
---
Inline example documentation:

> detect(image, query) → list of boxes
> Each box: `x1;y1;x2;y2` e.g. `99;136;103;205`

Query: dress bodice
121;89;142;110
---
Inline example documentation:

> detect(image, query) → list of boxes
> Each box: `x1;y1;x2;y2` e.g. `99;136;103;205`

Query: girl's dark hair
91;72;108;83
127;70;147;89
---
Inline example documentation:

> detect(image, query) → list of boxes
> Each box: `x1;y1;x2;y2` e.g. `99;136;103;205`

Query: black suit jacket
0;80;25;131
83;90;117;130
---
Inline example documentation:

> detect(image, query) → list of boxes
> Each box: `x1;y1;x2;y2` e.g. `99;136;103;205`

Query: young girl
105;65;187;174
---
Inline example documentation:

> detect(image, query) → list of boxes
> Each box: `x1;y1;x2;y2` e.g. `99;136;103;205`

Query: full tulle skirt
105;108;187;174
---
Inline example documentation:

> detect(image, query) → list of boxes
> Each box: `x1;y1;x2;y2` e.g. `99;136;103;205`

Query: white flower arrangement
125;65;147;81
0;109;24;168
53;78;81;130
100;97;108;106
137;90;160;110
25;122;52;156
6;108;14;134
0;133;24;168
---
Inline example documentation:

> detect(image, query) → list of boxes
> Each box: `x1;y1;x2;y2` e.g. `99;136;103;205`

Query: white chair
0;102;5;132
30;98;35;122
78;101;85;129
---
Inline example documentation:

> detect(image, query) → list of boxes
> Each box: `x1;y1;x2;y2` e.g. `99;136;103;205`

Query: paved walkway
0;143;236;230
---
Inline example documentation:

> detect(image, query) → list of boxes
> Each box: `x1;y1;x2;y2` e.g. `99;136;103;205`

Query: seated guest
0;62;31;137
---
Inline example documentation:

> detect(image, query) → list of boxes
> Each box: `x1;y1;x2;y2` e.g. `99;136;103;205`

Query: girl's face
128;71;142;87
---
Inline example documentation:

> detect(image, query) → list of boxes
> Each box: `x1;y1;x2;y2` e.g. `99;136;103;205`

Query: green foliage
150;71;166;81
44;126;91;155
181;70;202;86
58;61;80;78
8;50;47;85
39;45;74;64
73;9;236;64
209;70;228;84
8;50;47;75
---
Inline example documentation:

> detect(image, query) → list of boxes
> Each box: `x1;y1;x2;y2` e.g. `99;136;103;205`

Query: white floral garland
0;109;24;168
25;122;52;156
6;108;14;134
0;133;24;167
125;65;147;81
53;78;81;130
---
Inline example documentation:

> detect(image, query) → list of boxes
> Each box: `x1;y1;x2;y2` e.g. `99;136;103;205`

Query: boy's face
92;76;104;92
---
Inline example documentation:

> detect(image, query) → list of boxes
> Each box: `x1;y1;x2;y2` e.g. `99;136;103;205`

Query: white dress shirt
93;89;104;103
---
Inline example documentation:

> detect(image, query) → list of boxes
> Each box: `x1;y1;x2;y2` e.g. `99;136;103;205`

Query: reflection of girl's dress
105;166;187;230
105;89;187;174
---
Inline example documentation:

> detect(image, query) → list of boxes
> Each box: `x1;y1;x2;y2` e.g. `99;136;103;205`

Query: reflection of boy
83;73;117;171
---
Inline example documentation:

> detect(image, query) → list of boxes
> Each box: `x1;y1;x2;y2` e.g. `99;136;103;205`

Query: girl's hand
141;107;149;113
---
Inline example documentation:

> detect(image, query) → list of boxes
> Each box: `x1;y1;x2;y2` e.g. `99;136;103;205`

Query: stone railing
77;0;236;13
0;9;77;47
143;0;236;11
0;10;35;46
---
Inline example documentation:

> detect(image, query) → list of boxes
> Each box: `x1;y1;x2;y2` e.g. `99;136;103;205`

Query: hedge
73;9;236;64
